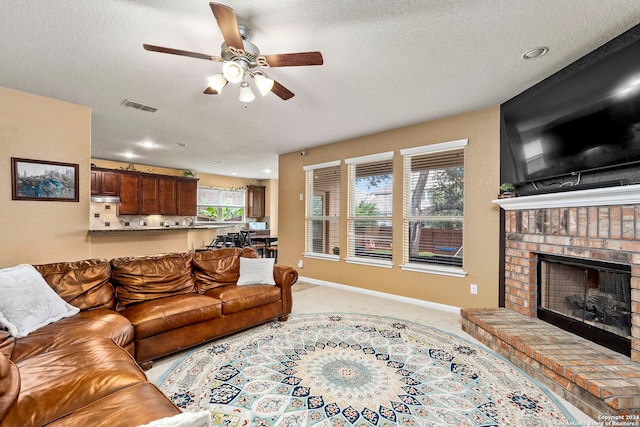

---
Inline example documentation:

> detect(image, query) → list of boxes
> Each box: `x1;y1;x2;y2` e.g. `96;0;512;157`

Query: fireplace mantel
492;184;640;210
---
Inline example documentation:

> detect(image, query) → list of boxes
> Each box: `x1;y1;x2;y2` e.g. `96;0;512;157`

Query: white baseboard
297;276;460;314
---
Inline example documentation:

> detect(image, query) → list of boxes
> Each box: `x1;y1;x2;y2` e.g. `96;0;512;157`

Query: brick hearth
461;186;640;420
461;308;640;419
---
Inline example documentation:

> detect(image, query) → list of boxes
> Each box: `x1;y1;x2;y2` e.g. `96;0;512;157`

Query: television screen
501;23;640;187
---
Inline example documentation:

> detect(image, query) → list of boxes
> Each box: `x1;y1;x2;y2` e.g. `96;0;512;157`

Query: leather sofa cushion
192;247;258;293
119;294;222;340
34;258;116;311
2;339;146;427
204;284;281;315
43;382;181;427
111;252;196;310
10;309;134;363
0;352;19;421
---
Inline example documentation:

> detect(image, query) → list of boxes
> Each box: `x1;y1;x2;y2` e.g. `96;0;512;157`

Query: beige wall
277;107;501;308
2;88;500;309
0;88;275;266
0;87;92;266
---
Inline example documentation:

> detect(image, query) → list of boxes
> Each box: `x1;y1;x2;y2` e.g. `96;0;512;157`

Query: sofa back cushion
111;252;196;310
34;259;116;310
192;247;258;293
0;351;19;421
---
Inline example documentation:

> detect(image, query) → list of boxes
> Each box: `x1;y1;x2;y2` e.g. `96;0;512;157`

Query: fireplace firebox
537;254;631;356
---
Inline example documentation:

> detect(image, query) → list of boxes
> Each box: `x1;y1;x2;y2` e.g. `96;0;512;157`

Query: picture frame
11;157;79;202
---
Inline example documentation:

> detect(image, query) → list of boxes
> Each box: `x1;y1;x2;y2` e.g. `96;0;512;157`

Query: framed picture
11;158;79;202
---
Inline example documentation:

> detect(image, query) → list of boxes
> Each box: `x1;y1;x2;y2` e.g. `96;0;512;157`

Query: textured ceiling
1;1;639;179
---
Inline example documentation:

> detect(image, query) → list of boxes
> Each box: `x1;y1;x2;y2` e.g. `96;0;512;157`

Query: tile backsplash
90;202;194;230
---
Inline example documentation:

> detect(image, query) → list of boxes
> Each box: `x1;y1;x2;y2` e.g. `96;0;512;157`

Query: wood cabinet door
140;175;159;214
159;177;177;215
118;173;140;215
90;170;100;195
177;179;198;216
100;171;120;196
247;185;265;218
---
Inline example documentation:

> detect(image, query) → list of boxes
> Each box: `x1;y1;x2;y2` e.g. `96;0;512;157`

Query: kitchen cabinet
140;175;159;214
91;169;120;196
159;177;177;215
93;168;198;216
118;172;140;215
247;185;265;218
177;179;198;216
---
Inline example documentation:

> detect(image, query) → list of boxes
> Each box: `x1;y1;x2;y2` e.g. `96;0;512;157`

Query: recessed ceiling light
523;47;549;60
263;169;272;174
140;141;156;148
123;152;137;159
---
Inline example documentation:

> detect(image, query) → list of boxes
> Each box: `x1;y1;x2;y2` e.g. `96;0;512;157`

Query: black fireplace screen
538;254;631;355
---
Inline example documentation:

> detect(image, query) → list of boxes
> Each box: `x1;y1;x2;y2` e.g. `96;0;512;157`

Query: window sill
400;262;467;277
303;253;340;262
345;257;393;268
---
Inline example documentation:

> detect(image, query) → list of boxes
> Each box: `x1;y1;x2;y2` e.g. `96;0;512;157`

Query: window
401;139;467;275
346;152;394;267
304;161;340;260
196;187;245;223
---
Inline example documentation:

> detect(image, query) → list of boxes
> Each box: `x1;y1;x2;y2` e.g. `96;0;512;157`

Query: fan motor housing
221;39;260;67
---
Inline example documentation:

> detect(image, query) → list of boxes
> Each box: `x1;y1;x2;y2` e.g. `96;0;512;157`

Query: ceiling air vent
121;99;158;113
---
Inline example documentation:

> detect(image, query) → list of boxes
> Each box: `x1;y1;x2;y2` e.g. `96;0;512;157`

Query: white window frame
303;160;341;261
195;186;246;224
400;139;468;278
345;151;394;268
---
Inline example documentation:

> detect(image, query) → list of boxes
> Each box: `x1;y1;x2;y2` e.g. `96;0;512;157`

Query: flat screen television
501;23;640;192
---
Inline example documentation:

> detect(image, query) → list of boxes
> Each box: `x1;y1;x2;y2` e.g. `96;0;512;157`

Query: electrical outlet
470;284;478;294
297;260;304;268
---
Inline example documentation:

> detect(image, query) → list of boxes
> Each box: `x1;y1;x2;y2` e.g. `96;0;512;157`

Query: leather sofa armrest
273;265;298;317
273;265;298;289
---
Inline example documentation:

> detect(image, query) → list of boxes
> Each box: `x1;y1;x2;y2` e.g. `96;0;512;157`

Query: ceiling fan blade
264;52;324;67
271;80;295;100
210;2;244;50
143;44;223;62
203;87;218;95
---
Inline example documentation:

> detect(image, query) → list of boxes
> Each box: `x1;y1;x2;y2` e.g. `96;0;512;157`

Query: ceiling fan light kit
239;80;256;103
206;73;227;93
253;73;275;96
143;2;323;103
222;60;245;83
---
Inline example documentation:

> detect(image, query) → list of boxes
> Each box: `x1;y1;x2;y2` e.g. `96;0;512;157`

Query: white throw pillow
237;257;276;286
137;411;212;427
0;264;79;338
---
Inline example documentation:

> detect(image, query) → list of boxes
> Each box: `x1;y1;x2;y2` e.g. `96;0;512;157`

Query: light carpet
157;312;576;426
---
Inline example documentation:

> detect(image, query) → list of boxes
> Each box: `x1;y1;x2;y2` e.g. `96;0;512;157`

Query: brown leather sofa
0;247;298;427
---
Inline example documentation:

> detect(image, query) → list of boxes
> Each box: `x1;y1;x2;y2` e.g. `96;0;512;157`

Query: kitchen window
196;187;245;223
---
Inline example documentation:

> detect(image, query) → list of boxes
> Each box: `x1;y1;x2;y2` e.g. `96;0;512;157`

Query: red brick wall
503;205;640;362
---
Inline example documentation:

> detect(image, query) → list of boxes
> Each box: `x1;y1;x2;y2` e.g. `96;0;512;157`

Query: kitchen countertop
89;224;230;233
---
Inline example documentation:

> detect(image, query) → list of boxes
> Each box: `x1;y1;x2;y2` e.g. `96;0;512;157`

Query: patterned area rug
158;313;576;426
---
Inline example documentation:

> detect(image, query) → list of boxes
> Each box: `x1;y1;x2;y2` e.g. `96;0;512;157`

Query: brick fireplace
461;185;640;418
499;185;640;363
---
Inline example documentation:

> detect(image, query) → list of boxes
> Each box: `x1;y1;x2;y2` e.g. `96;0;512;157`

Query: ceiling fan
143;2;324;102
